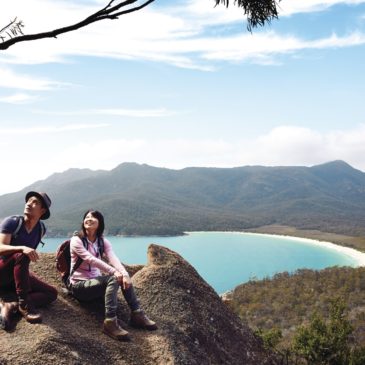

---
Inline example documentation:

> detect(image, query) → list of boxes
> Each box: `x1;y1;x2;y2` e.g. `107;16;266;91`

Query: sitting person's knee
13;252;31;265
108;275;119;285
49;286;58;303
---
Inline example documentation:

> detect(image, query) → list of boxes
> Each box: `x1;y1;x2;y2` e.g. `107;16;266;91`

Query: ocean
42;231;358;294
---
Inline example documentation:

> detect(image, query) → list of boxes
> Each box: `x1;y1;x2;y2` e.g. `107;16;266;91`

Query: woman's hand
122;275;132;290
113;271;132;289
113;271;124;285
22;246;39;262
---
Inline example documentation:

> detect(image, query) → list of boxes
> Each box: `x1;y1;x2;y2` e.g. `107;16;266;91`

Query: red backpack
55;235;104;288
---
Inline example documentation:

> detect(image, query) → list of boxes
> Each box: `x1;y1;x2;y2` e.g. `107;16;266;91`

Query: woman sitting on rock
69;209;157;341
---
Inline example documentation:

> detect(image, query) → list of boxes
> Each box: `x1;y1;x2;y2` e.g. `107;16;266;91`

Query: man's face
24;196;46;220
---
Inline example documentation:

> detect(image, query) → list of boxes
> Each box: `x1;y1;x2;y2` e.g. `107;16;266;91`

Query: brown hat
25;191;51;220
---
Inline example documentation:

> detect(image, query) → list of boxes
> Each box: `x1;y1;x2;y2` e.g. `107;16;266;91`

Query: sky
1;0;365;195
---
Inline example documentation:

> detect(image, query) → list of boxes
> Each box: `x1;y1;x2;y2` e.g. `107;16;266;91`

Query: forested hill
1;160;365;237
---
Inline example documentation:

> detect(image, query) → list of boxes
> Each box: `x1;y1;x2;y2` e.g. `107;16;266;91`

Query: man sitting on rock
0;191;58;330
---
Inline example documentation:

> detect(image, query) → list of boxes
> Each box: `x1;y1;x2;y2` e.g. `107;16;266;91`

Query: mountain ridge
1;160;365;236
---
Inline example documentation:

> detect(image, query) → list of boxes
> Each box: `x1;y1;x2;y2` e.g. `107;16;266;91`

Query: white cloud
96;124;365;172
280;0;365;16
30;125;365;172
200;31;365;63
50;138;235;174
0;67;64;90
54;138;146;171
2;124;365;195
33;108;175;117
0;92;38;104
4;28;363;71
2;0;365;70
240;126;327;166
237;125;365;170
0;0;95;35
95;108;175;117
178;0;365;27
310;32;365;48
0;123;109;135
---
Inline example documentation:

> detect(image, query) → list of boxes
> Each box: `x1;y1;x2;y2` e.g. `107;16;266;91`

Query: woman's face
83;212;99;231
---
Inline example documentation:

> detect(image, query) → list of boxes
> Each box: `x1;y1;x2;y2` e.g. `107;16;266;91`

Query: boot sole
102;328;131;342
22;316;42;324
0;315;7;330
129;322;158;331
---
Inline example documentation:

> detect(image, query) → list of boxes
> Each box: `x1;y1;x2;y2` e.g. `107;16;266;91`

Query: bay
42;232;358;294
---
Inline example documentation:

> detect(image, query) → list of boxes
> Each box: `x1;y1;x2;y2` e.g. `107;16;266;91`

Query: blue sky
1;0;365;195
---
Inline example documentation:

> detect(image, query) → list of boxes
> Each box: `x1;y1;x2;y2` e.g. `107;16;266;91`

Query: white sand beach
241;232;365;267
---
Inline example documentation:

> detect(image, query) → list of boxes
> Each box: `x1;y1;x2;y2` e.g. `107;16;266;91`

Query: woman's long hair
80;209;105;238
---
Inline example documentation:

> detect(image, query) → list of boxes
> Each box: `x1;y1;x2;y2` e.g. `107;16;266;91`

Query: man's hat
25;191;51;220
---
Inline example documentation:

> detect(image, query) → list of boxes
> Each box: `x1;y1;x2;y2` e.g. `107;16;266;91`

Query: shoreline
186;230;365;267
244;232;365;267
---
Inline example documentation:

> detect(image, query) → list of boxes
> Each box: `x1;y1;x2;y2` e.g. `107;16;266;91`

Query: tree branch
0;17;24;43
0;0;155;50
0;18;17;34
0;0;281;51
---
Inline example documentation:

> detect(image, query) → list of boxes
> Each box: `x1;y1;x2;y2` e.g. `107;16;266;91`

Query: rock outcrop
0;244;278;365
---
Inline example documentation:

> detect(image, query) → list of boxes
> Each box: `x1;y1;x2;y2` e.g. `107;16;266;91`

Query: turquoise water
42;232;358;294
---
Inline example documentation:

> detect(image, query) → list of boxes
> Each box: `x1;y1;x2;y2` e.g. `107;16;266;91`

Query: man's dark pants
0;253;57;306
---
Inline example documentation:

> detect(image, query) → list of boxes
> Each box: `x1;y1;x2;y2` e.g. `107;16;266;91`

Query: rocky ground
0;244;278;365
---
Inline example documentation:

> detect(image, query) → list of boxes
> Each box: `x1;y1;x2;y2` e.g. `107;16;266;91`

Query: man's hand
22;246;39;262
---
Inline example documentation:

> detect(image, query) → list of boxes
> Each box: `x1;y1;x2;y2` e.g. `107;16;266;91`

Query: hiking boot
0;300;18;330
103;318;131;341
130;310;157;331
18;301;42;324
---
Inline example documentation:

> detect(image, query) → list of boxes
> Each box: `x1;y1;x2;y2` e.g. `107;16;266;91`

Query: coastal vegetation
229;266;365;364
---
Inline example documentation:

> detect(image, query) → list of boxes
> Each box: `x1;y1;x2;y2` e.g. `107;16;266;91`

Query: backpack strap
38;221;46;248
97;237;104;258
69;257;83;283
71;236;88;275
13;215;24;237
67;236;88;287
10;215;24;243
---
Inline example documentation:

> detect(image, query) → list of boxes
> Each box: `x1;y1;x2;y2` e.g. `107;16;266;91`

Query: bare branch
0;18;18;34
0;0;155;50
0;17;25;44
